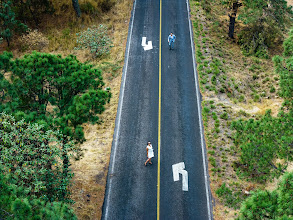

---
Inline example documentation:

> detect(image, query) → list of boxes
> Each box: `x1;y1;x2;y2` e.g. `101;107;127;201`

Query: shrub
212;112;218;120
203;106;210;113
0;165;77;219
238;28;269;58
216;183;243;209
253;94;260;102
211;75;217;85
209;157;216;167
238;172;293;220
75;25;113;58
0;113;78;202
220;112;228;120
239;95;245;102
98;0;115;12
80;2;96;14
270;85;276;93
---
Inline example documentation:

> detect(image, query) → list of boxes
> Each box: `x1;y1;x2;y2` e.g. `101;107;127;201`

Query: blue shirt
168;34;176;43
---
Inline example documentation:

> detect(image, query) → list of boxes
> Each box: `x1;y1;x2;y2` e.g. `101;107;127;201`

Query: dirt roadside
69;1;133;219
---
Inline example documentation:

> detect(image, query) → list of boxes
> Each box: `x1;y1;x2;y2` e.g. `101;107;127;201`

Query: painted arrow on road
141;37;153;50
172;162;188;191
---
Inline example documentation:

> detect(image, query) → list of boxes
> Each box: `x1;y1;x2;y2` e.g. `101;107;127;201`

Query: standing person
145;141;154;166
168;32;176;50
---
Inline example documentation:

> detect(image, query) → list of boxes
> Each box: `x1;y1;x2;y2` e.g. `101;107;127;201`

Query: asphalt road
102;0;212;219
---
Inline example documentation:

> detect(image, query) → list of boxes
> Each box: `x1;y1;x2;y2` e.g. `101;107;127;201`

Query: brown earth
69;1;133;219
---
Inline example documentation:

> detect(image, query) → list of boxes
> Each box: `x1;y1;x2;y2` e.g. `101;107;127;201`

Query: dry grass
0;0;133;219
190;1;291;219
68;1;133;219
288;0;293;6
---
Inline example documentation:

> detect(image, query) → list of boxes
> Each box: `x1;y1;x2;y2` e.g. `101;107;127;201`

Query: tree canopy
273;29;293;102
0;51;111;143
232;30;293;182
236;0;293;57
238;172;293;220
0;163;76;219
0;0;27;47
0;113;78;203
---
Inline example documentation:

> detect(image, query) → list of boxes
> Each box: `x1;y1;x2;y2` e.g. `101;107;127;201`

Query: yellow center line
157;0;162;219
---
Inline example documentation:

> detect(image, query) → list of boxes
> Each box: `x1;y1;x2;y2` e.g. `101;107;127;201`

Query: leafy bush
237;0;293;58
0;164;77;219
239;95;245;102
238;172;293;219
80;2;96;14
13;0;54;25
283;29;293;57
273;29;293;101
201;0;211;13
0;113;78;202
238;28;269;58
98;0;115;12
209;157;216;167
216;183;244;209
75;25;113;58
220;112;228;120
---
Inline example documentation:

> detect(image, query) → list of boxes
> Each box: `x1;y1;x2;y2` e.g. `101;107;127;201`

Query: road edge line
186;0;213;219
102;0;137;219
157;0;162;219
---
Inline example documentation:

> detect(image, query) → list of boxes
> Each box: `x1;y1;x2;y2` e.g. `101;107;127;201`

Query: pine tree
0;51;111;144
13;0;54;26
0;0;27;47
236;0;293;57
273;29;293;101
238;172;293;219
232;110;292;182
232;31;293;182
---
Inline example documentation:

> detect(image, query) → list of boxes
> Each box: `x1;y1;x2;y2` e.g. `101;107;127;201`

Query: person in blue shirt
168;32;176;50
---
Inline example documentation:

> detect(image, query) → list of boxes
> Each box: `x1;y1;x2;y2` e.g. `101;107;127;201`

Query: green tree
238;172;293;220
232;31;293;182
273;29;293;101
0;51;111;144
13;0;54;26
0;0;27;47
237;0;293;57
0;113;78;202
231;110;293;182
0;164;77;219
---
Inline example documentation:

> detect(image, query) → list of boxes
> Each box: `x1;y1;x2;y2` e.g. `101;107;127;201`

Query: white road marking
186;0;212;219
172;162;188;191
141;37;153;50
104;0;137;219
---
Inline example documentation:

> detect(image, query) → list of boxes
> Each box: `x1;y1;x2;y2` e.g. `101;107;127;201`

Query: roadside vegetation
190;0;293;219
0;0;132;219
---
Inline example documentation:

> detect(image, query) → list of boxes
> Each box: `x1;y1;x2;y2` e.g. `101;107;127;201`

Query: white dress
147;145;154;159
